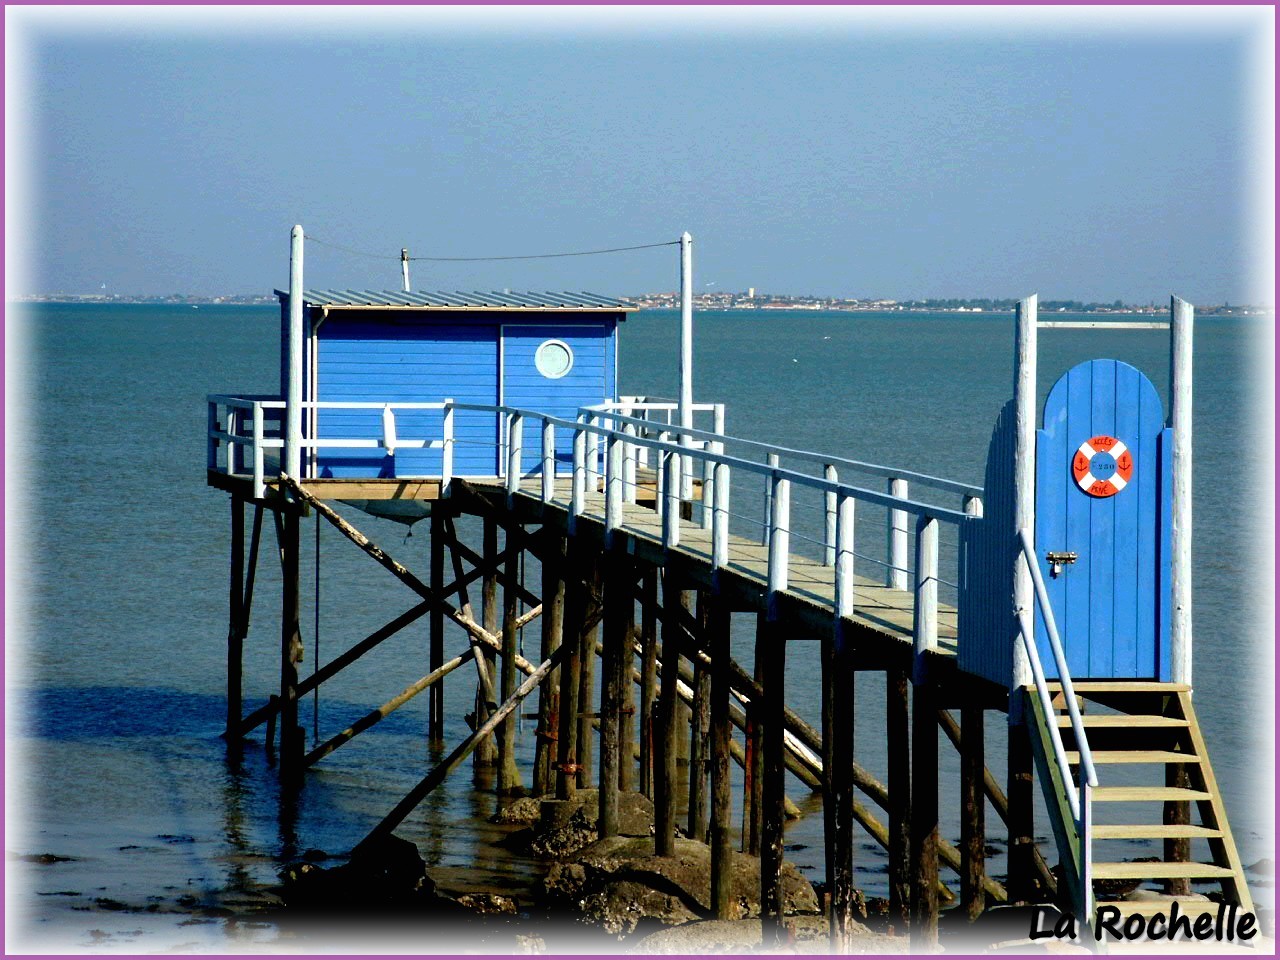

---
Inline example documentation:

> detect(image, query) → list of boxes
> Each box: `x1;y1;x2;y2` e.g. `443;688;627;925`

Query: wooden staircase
1048;682;1253;923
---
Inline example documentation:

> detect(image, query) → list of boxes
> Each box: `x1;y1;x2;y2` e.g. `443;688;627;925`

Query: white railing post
622;411;638;505
701;452;714;530
381;404;398;457
663;449;682;549
912;515;939;682
762;452;779;546
712;462;730;569
441;400;454;497
571;426;586;532
605;429;623;542
834;490;855;619
713;403;726;438
541;419;555;504
252;402;265;500
506;412;523;504
227;410;242;475
767;473;790;619
823;463;838;566
887;477;909;590
585;413;601;494
656;430;670;521
963;494;983;519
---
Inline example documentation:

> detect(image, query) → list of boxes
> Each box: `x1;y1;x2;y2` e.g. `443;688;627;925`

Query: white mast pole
1011;294;1038;701
679;232;694;495
286;225;304;485
401;248;411;292
1169;295;1194;686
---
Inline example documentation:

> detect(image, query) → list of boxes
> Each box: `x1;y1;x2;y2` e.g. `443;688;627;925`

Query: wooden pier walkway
505;476;961;654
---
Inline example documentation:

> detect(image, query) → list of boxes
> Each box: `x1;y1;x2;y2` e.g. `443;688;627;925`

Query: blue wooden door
501;324;615;470
1035;359;1172;679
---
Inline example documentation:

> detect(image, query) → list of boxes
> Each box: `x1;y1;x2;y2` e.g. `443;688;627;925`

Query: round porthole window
534;339;574;379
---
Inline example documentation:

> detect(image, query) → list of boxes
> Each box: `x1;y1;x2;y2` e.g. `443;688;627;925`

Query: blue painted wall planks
310;311;619;478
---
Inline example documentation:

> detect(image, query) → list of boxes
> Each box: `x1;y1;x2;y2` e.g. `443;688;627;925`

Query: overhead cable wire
303;233;678;263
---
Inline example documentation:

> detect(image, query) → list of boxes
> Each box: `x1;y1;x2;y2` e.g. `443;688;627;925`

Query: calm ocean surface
7;303;1273;951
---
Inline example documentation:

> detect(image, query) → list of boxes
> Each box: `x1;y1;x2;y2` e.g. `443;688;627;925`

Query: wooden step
1092;786;1211;802
1056;714;1189;728
1065;750;1199;764
1093;861;1235;880
1047;682;1190;693
1092;823;1223;840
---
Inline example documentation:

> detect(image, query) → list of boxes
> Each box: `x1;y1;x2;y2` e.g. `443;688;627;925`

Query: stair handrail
1015;526;1097;928
1017;527;1099;792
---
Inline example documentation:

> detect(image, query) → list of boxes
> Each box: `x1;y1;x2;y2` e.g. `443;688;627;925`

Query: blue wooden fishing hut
276;289;634;479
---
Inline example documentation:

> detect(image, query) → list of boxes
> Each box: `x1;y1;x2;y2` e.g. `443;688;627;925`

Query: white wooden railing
449;402;973;650
207;396;453;499
208;395;978;650
580;407;982;591
1015;526;1097;928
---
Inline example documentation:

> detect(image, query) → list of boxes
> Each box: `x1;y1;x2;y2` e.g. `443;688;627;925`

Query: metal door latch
1045;551;1078;577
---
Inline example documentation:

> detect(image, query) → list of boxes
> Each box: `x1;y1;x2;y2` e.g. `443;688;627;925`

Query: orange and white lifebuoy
1072;435;1133;498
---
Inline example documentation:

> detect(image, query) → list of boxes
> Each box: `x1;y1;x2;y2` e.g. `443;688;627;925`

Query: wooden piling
638;568;659;799
656;568;682;857
618;587;637;796
476;516;499;765
227;496;245;740
599;550;632;839
688;594;710;843
429;507;445;743
533;533;565;797
1006;705;1036;903
497;529;523;794
709;594;734;920
743;614;766;856
556;540;586;802
1164;762;1193;896
961;700;986;919
278;508;304;778
825;618;857;949
576;557;600;791
759;615;787;948
910;680;940;948
886;667;911;925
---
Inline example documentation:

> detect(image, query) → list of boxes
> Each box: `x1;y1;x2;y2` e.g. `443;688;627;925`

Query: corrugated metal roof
274;289;636;311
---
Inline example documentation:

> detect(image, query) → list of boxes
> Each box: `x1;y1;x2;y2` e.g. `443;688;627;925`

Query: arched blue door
1035;359;1173;680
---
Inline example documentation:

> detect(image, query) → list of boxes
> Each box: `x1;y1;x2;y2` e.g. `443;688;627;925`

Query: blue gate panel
316;318;499;477
957;399;1017;687
1035;359;1169;679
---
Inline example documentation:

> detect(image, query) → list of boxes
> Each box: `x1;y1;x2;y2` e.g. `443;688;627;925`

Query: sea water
6;304;1273;952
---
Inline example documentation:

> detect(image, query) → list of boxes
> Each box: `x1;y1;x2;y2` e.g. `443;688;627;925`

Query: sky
6;6;1275;304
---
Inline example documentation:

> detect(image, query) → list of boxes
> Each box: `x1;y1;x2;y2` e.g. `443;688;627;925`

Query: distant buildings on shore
629;291;1268;315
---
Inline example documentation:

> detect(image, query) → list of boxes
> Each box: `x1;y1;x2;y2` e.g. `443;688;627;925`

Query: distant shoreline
9;295;1270;316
